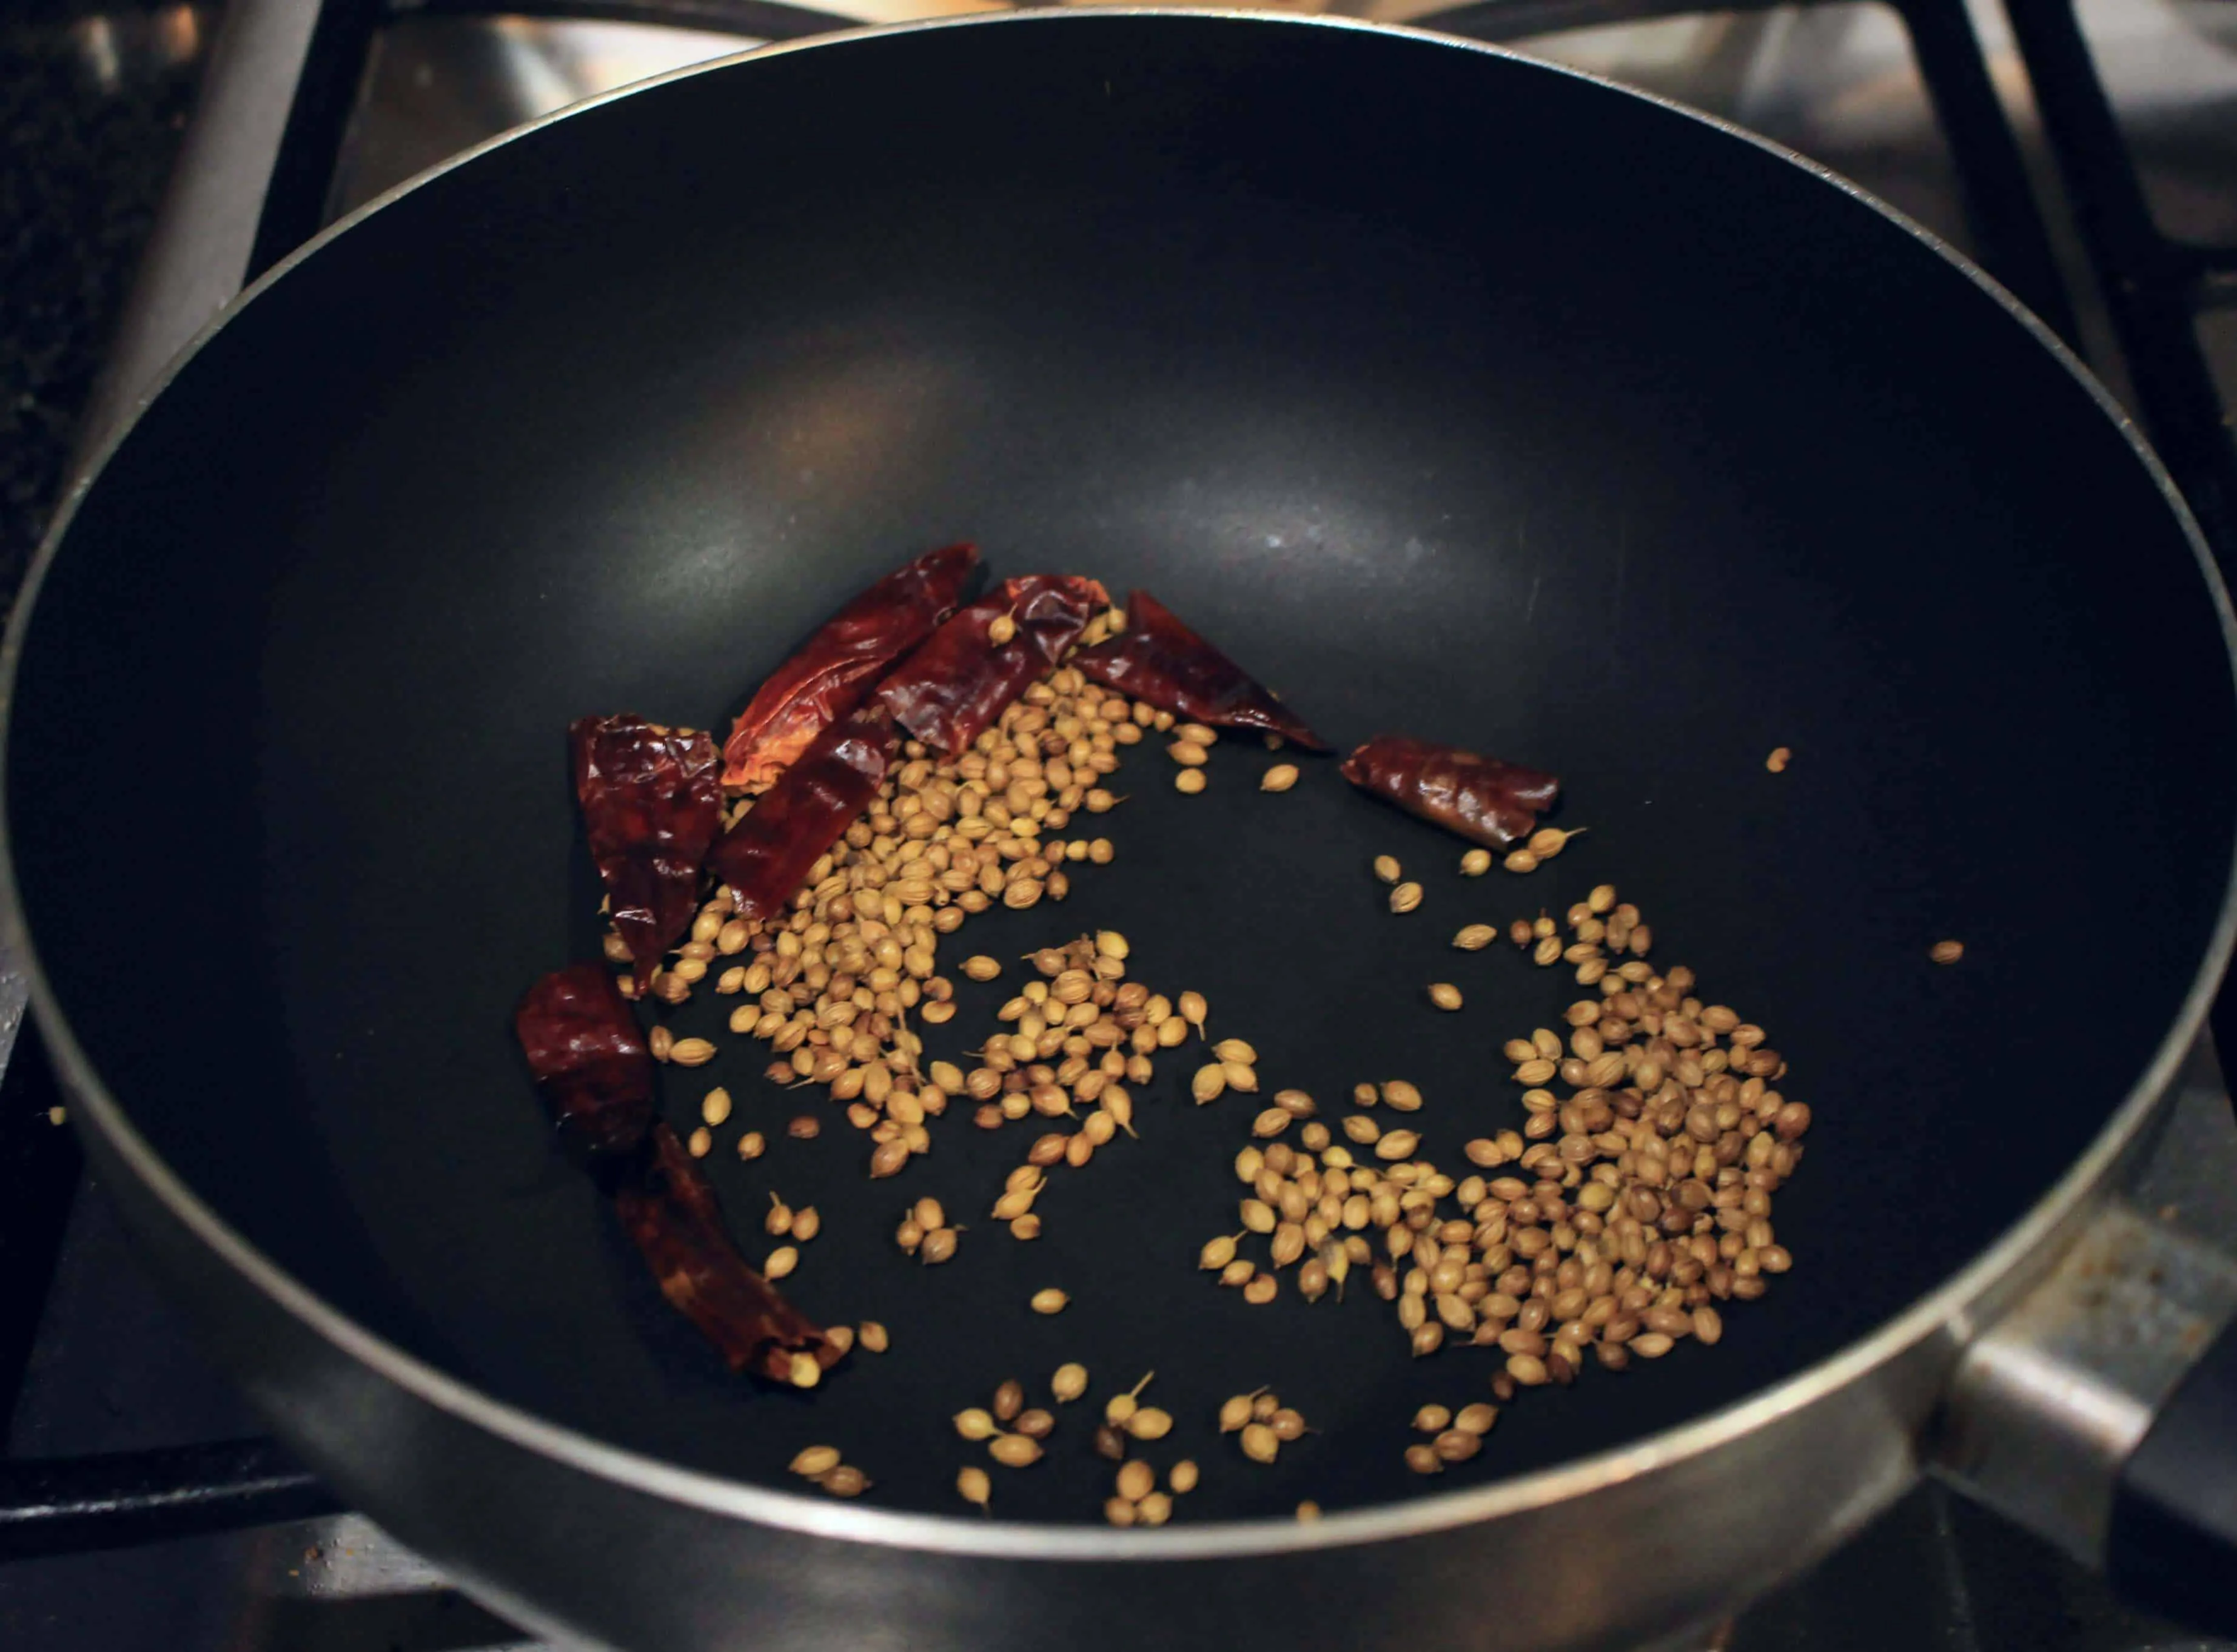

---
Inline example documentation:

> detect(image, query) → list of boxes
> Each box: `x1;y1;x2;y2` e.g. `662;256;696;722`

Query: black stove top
5;1;2237;1647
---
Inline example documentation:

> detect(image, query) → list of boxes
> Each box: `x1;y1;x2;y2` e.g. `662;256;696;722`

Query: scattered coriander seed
1504;850;1539;874
954;1408;998;1440
1295;1501;1322;1522
1170;1459;1199;1494
1104;1496;1137;1527
1030;1288;1070;1315
993;1379;1025;1423
1192;1064;1227;1104
1532;936;1562;965
1118;1460;1155;1502
1180;992;1208;1032
1218;1394;1255;1433
1389;881;1424;914
1460;848;1492;876
1427;982;1463;1010
859;1321;889;1354
1011;1215;1042;1240
1239;1423;1280;1464
1527;826;1580;859
1931;939;1965;964
1588;883;1617;913
1015;1409;1056;1440
1126;1408;1173;1441
1766;745;1792;773
790;1445;841;1477
687;1126;713;1158
989;1434;1044;1468
791;1206;820;1243
1052;1363;1089;1402
921;1227;958;1264
1243;1274;1278;1305
1102;1372;1155;1427
1174;769;1207;794
1404;1443;1443;1475
788;1352;822;1389
1095;1424;1129;1460
1373;855;1402;884
737;1130;765;1160
1380;1080;1423;1112
1412;1405;1451;1434
1137;1491;1173;1526
1261;764;1300;793
964;955;1003;981
818;1465;870;1497
1215;1037;1258;1065
1454;1403;1498;1435
789;1115;820;1140
1270;1408;1307;1442
1199;1233;1240;1270
1454;924;1497;950
988;610;1018;645
701;1087;733;1127
764;1245;798;1280
958;1466;991;1510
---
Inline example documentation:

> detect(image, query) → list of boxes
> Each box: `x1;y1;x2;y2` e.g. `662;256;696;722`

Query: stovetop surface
5;2;2237;1648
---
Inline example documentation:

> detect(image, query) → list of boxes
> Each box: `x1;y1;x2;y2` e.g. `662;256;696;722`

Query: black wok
5;13;2236;1650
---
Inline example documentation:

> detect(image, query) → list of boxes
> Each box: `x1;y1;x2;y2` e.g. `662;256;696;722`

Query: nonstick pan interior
7;15;2234;1521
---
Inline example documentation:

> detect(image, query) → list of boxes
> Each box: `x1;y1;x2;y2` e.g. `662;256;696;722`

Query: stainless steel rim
4;3;2234;1565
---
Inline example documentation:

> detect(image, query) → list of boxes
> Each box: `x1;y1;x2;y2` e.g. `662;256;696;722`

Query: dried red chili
614;1123;836;1382
571;714;723;985
705;706;899;925
1340;734;1560;849
720;542;979;792
876;574;1107;753
1072;589;1328;750
514;964;656;1158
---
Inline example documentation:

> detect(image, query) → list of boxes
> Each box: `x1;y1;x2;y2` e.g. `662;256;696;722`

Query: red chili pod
720;542;979;792
876;574;1107;753
514;964;656;1158
1340;734;1560;849
1072;590;1328;750
570;714;723;985
706;705;899;924
614;1123;837;1380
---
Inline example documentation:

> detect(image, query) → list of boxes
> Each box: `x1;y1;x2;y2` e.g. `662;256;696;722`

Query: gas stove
5;2;2237;1647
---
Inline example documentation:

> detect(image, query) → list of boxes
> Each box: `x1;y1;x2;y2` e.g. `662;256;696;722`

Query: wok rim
4;4;2233;1564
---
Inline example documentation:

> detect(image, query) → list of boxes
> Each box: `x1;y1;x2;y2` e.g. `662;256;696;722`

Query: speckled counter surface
0;1;212;619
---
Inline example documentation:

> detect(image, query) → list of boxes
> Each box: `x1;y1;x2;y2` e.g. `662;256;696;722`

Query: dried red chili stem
570;714;723;984
706;706;899;924
515;964;657;1158
1340;734;1559;850
1073;590;1329;750
876;574;1107;754
720;543;979;793
615;1123;836;1380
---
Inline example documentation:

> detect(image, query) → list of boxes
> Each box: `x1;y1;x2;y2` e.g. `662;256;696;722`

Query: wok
6;12;2237;1649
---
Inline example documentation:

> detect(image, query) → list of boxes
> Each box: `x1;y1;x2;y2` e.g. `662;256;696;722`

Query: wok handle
1934;1182;2237;1636
0;1438;340;1561
2104;1316;2237;1633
